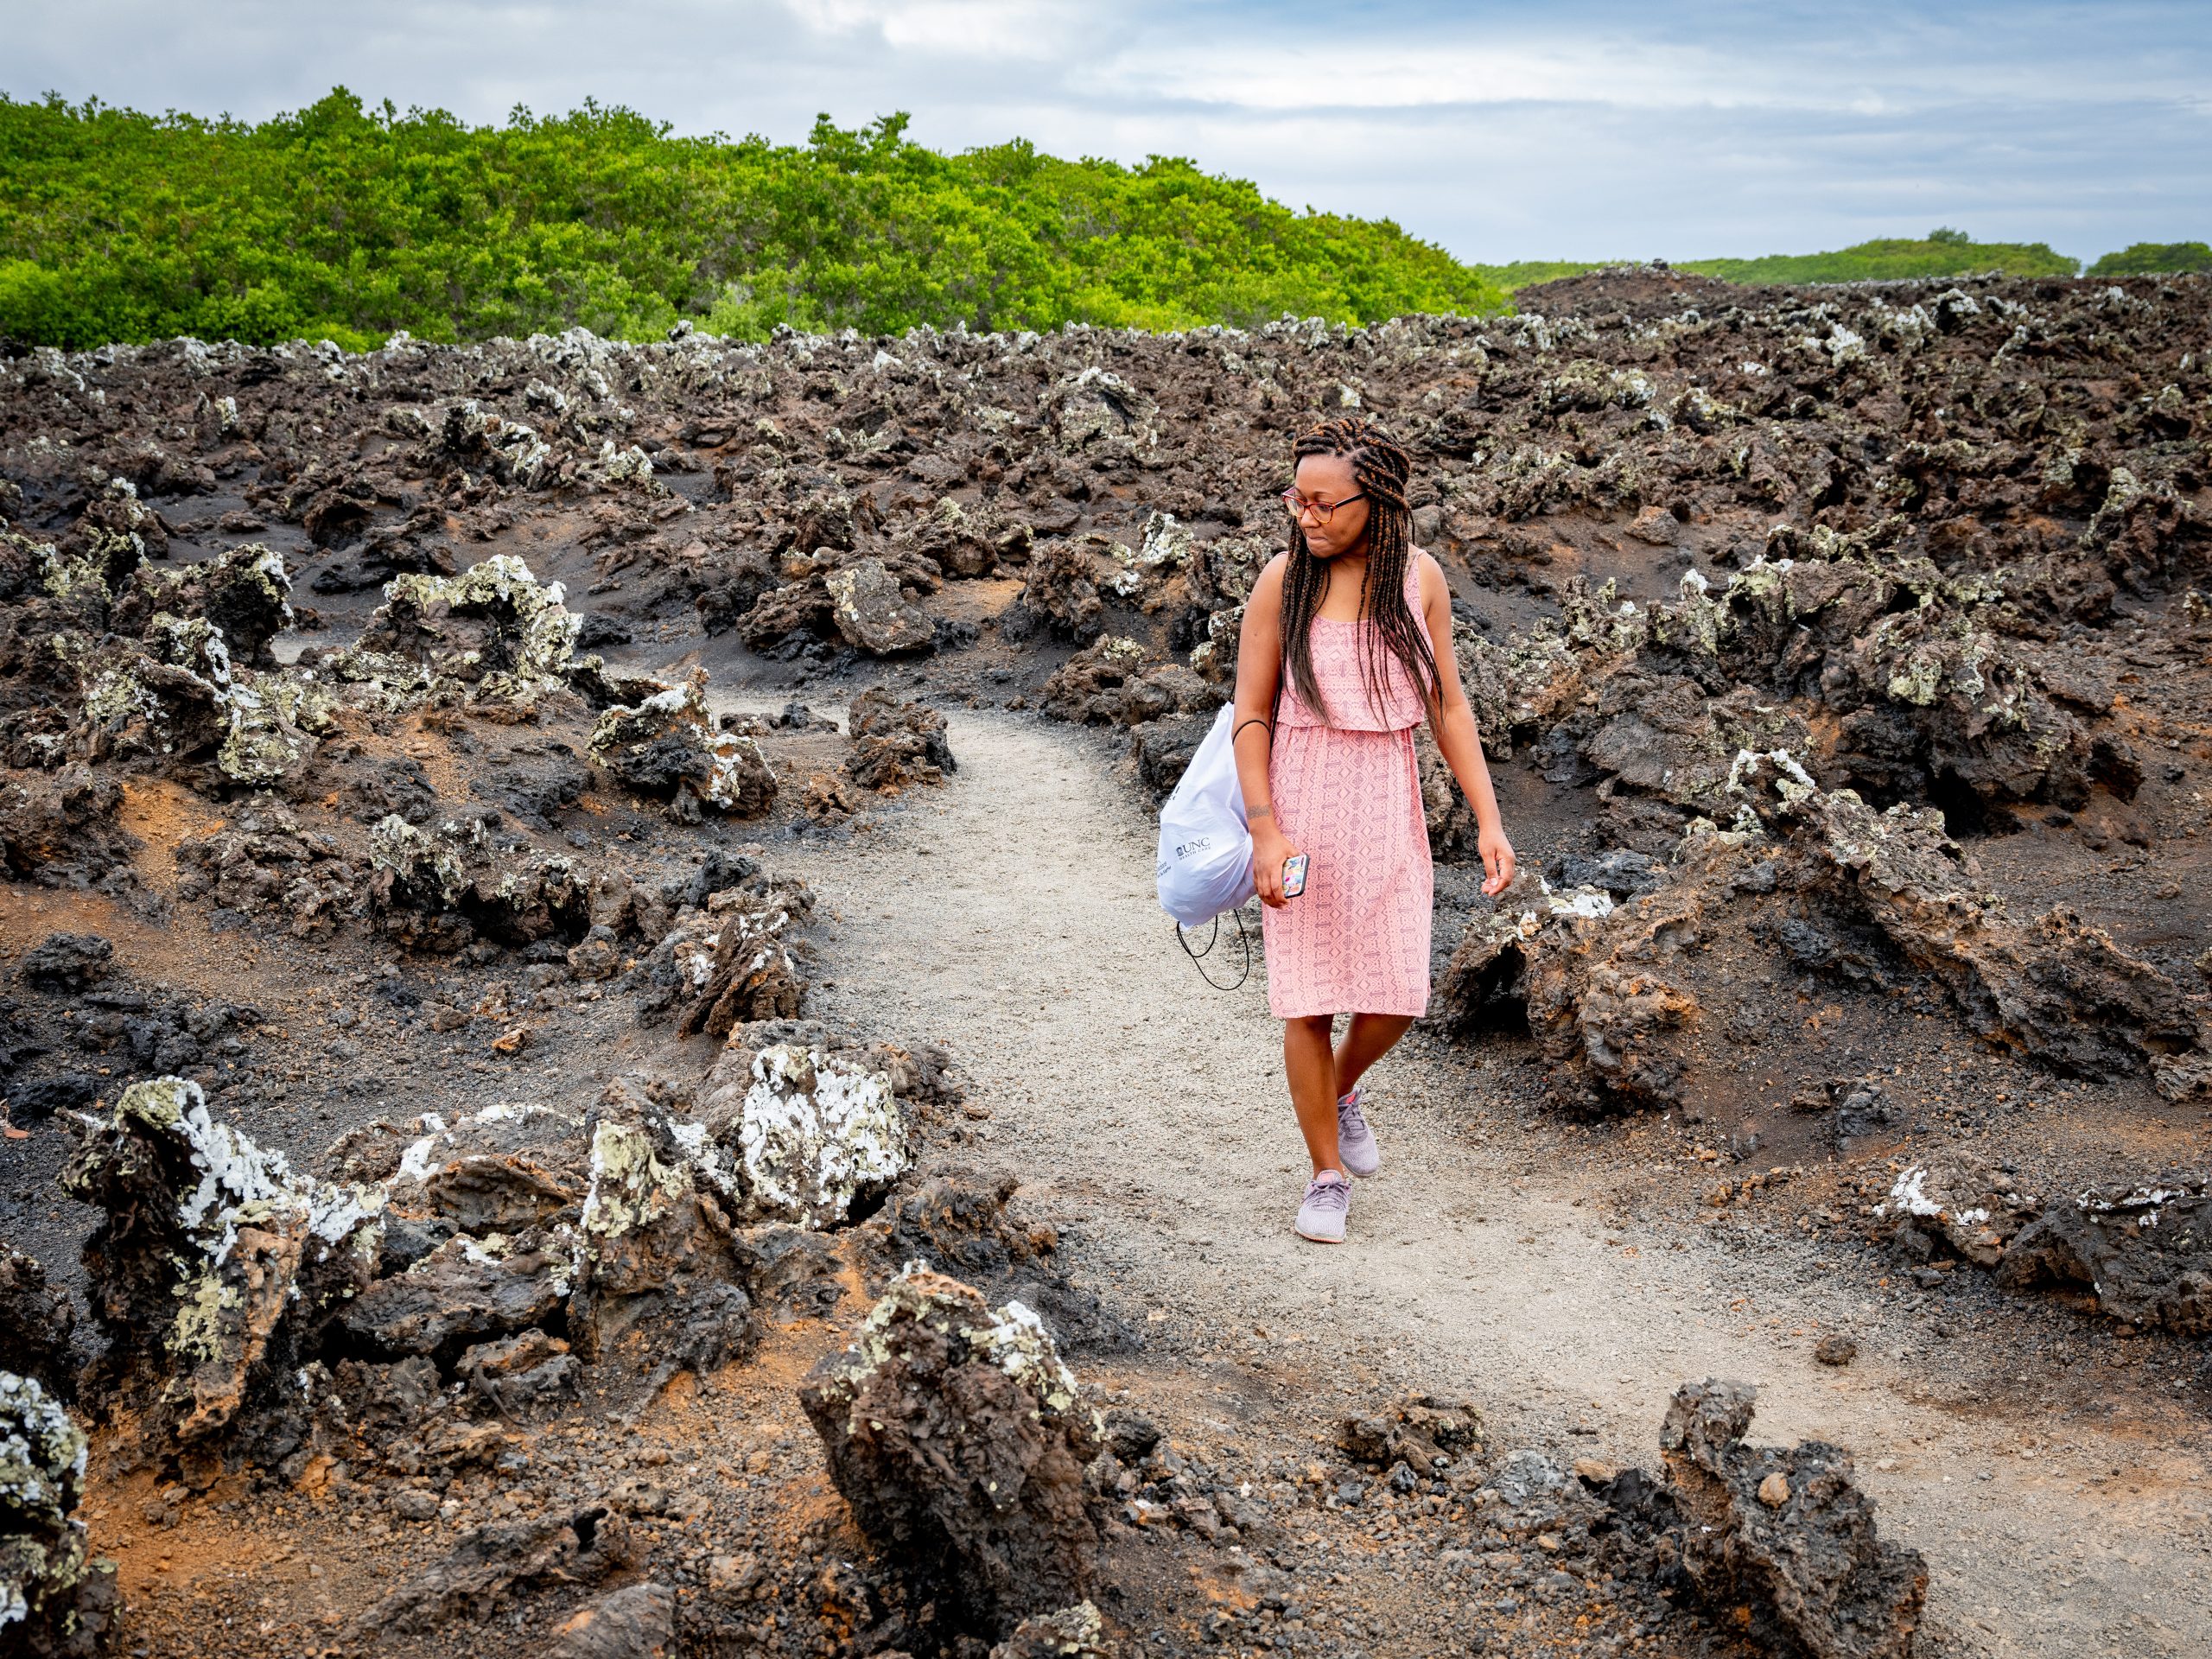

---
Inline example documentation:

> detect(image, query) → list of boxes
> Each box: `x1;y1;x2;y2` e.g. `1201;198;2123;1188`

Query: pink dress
1262;561;1434;1019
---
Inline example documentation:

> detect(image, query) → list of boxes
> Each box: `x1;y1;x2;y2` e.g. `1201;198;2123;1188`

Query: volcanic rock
702;1041;910;1228
1008;537;1105;645
1657;1380;1925;1659
799;1265;1103;1637
587;668;776;820
0;1373;119;1659
15;932;112;992
658;881;810;1038
567;1103;753;1377
846;687;956;790
365;814;592;952
1337;1395;1484;1476
61;1077;383;1476
175;802;361;933
545;1580;679;1659
336;553;582;708
990;1600;1112;1659
338;1232;567;1362
108;541;291;668
824;557;935;656
1994;1174;2210;1333
361;1505;633;1635
0;1251;78;1400
1040;636;1207;728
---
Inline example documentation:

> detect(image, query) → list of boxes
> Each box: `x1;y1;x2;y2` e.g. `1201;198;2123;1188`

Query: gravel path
770;707;2211;1659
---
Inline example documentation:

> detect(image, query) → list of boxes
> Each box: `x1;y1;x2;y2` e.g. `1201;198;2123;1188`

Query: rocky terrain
0;264;2208;1658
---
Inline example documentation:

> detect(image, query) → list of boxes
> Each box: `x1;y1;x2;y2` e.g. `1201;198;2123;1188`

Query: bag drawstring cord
1175;906;1253;992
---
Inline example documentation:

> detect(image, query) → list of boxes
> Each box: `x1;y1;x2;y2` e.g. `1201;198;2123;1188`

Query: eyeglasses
1281;488;1366;524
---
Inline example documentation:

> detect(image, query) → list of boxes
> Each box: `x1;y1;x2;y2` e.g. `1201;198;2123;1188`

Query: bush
2087;241;2212;276
0;90;1510;349
1681;236;2080;285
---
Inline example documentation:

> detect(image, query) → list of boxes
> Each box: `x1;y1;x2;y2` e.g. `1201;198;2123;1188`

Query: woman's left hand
1478;825;1516;897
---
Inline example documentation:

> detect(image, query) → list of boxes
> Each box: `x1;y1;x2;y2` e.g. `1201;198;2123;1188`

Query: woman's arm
1232;556;1298;907
1419;553;1517;896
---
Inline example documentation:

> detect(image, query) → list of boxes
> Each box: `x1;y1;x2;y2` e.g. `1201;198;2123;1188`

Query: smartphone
1281;854;1309;898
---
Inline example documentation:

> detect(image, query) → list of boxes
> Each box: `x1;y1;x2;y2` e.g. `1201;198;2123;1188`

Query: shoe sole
1295;1227;1344;1243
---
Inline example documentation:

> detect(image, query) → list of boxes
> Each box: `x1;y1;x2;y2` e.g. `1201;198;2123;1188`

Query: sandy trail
768;708;2211;1659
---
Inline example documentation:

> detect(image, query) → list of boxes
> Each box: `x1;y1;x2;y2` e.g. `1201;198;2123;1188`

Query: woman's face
1290;453;1370;559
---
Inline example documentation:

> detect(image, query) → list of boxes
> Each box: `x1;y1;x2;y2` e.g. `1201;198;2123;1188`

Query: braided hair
1281;416;1441;726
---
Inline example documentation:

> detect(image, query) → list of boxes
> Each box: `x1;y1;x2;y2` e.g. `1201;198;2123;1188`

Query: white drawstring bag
1155;704;1255;926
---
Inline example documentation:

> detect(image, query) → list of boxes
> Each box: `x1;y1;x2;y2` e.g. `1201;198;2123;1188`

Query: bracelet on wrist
1249;804;1273;819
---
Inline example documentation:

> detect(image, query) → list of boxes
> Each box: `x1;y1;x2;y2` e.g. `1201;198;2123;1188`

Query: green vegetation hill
2;91;2196;353
0;89;1510;350
1675;229;2080;285
1461;232;2089;296
2087;241;2212;276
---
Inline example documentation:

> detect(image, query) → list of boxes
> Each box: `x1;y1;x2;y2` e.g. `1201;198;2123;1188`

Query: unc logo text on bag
1154;706;1256;925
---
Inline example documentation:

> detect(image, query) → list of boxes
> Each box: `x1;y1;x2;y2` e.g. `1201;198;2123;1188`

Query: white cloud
790;0;1091;60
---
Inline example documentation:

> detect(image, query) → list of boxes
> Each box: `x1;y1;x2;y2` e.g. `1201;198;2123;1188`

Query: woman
1231;416;1516;1243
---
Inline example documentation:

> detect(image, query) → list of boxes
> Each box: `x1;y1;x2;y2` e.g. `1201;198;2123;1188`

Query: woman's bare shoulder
1414;549;1449;601
1252;551;1291;593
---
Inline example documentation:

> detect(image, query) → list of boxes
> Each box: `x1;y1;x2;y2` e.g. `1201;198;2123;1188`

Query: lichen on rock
0;1371;117;1655
366;813;591;950
340;553;583;707
724;1043;908;1229
586;667;775;820
800;1264;1103;1638
60;1077;383;1474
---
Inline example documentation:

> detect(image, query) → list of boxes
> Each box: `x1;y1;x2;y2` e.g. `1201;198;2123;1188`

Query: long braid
1281;416;1441;726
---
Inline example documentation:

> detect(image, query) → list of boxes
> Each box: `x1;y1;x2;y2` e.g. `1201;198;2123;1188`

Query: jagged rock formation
1656;1381;1926;1659
0;1372;119;1657
0;1252;79;1401
845;688;956;791
1882;1161;2211;1333
1438;775;2211;1111
586;667;776;820
61;1077;383;1482
799;1265;1103;1638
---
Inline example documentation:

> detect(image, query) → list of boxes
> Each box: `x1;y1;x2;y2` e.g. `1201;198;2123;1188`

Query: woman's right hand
1252;823;1300;908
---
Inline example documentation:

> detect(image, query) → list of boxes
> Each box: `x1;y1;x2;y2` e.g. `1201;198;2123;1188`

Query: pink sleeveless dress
1262;561;1434;1020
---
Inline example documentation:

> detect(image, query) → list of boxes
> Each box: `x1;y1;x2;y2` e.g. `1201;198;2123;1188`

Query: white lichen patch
580;1118;691;1242
0;1371;86;1510
390;1101;576;1189
103;1076;385;1272
1108;512;1193;597
1882;1166;1942;1220
0;1370;89;1630
736;1044;908;1228
963;1297;1081;1414
836;1265;1084;1425
1724;746;1818;808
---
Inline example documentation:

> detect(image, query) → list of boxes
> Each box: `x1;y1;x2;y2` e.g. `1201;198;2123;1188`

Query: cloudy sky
7;0;2208;264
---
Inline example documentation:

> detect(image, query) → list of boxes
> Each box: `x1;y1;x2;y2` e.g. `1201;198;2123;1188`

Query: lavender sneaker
1336;1087;1380;1179
1296;1173;1352;1243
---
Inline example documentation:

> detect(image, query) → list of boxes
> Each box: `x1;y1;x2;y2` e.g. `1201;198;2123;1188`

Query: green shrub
2087;241;2212;276
1681;235;2079;284
0;90;1510;348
